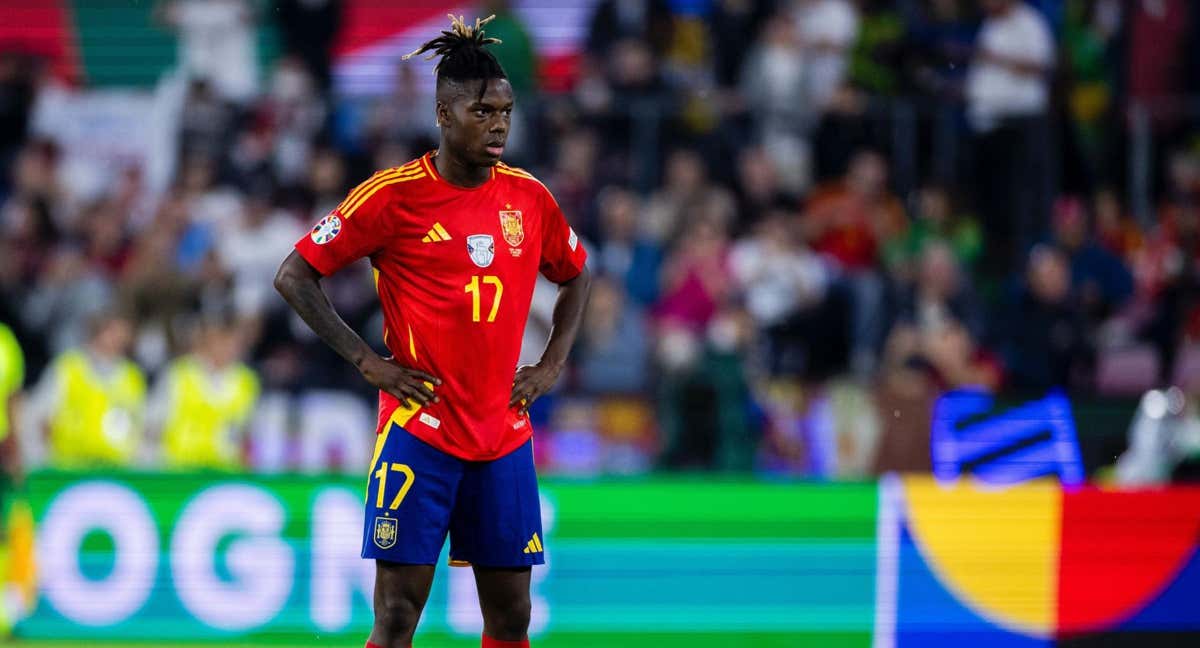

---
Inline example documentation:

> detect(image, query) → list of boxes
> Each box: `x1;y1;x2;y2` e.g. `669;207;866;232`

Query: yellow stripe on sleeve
342;173;425;218
337;166;426;216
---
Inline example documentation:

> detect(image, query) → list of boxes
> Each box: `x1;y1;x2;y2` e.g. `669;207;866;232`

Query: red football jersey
294;152;587;460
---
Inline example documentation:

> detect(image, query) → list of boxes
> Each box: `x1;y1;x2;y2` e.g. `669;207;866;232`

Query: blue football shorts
360;422;545;567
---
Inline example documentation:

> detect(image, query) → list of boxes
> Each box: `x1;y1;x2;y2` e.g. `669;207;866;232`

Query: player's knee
374;597;422;643
483;596;531;640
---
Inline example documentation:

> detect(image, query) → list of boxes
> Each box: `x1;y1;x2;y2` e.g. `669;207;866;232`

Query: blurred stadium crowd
0;0;1198;479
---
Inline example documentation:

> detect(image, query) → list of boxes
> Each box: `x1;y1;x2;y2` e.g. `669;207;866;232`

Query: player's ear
435;100;450;129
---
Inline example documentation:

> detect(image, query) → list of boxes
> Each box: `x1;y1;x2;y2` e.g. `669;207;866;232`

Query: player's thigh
374;560;437;615
448;438;543;567
362;423;463;564
473;564;532;620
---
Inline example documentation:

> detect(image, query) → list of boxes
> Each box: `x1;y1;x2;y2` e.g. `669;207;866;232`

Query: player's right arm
274;170;441;408
273;252;439;408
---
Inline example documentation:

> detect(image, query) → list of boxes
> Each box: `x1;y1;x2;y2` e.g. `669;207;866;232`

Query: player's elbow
567;265;592;291
273;262;296;298
273;253;314;300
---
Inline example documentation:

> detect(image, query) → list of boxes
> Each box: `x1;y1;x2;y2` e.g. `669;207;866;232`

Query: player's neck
433;148;491;188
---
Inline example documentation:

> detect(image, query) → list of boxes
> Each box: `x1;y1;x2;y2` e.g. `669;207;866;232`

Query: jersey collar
425;151;497;190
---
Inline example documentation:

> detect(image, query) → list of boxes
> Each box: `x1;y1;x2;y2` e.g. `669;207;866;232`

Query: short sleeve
294;172;397;276
538;188;587;284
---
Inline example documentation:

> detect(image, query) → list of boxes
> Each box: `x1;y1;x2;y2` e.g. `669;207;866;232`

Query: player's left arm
510;266;591;415
510;188;592;415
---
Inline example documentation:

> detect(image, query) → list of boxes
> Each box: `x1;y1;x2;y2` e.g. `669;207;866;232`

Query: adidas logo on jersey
422;223;452;243
522;532;544;554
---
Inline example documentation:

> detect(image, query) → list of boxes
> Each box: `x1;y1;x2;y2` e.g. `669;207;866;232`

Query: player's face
439;78;514;167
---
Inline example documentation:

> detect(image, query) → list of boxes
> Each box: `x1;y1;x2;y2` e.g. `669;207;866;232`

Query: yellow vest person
48;350;147;467
159;356;259;470
0;324;21;443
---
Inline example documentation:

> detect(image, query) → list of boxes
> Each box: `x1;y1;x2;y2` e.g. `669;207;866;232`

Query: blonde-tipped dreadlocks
402;14;506;86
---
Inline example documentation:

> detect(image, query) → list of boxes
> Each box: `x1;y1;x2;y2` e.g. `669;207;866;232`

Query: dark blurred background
0;0;1198;483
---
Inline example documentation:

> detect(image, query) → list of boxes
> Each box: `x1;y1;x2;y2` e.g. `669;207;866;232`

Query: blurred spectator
804;149;906;373
654;216;731;336
1062;0;1120;184
178;79;238;163
593;185;662;305
0;322;22;478
262;57;328;184
0;53;36;184
364;62;439;152
709;0;773;91
873;324;935;473
968;0;1055;275
22;245;113;355
1115;387;1200;485
1093;188;1141;258
586;0;674;59
1001;245;1092;392
793;0;860;112
25;312;146;468
546;129;602;237
215;182;305;319
730;204;845;380
885;184;982;278
848;0;905;96
904;0;976;99
887;240;984;342
644;148;735;242
659;306;757;470
1134;154;1200;383
873;318;1000;473
1049;196;1134;321
117;193;199;367
730;205;828;332
734;145;786;228
739;15;812;192
578;277;650;393
156;0;258;104
149;317;260;470
967;0;1055;130
1126;0;1193;197
276;0;342;94
482;0;539;95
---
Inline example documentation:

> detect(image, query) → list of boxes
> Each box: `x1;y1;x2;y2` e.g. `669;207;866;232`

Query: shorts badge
499;209;524;247
466;234;495;268
373;516;398;549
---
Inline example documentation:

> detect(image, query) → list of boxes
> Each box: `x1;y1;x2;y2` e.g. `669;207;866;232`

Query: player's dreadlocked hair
402;14;506;98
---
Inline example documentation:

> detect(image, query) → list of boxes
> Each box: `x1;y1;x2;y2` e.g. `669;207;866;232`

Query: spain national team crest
373;516;398;550
310;213;341;245
499;210;524;247
466;234;495;268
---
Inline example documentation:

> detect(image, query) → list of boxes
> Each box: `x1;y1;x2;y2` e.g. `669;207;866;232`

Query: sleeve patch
310;214;342;245
568;227;578;251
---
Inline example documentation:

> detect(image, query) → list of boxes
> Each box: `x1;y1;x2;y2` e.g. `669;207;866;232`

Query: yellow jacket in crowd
31;349;147;468
0;324;22;442
156;355;259;470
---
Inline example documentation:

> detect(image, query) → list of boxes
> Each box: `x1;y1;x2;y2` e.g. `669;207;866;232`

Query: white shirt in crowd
169;0;258;103
793;0;859;111
729;238;829;328
966;2;1055;131
217;207;304;317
